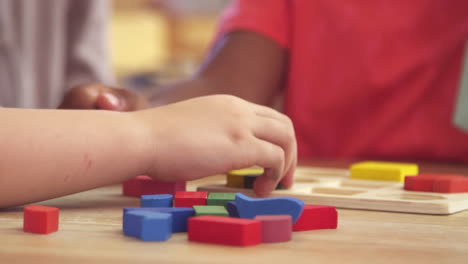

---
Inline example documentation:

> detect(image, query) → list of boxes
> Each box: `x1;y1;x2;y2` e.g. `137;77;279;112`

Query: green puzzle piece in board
207;193;236;206
193;205;229;217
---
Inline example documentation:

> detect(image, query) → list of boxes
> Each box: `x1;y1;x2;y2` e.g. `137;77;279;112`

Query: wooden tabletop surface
1;160;467;264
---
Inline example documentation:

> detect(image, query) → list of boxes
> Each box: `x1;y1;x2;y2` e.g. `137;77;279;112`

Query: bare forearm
152;31;287;107
0;108;149;207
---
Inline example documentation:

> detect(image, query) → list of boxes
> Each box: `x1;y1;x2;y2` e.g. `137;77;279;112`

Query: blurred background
111;0;231;93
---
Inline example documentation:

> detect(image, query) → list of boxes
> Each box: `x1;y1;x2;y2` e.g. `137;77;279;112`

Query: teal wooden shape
207;192;236;206
193;205;229;217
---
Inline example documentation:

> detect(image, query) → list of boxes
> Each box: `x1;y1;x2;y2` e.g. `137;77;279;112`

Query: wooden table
1;160;467;264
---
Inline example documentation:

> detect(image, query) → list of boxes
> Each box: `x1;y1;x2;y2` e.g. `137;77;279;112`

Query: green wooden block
193;205;229;217
207;193;236;206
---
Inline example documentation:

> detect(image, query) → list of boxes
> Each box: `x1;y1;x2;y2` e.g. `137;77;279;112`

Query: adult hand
58;83;150;111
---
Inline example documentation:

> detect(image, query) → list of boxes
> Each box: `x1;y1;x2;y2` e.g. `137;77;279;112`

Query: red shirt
217;0;468;162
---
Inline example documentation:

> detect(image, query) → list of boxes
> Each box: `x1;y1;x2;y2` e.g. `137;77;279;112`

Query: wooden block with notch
235;193;304;223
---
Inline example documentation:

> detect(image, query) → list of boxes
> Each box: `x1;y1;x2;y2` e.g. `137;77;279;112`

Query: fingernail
102;93;120;107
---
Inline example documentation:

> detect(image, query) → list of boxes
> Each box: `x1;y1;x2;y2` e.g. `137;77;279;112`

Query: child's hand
58;83;151;111
133;95;297;197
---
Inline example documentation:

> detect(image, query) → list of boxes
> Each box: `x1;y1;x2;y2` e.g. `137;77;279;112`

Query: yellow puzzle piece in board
226;168;264;188
350;161;418;182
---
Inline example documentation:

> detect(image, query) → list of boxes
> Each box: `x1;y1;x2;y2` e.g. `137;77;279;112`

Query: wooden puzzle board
197;167;468;215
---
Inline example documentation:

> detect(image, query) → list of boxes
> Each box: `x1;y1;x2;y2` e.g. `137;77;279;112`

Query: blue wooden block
235;193;304;223
124;207;194;233
123;211;172;241
140;194;173;208
226;201;239;217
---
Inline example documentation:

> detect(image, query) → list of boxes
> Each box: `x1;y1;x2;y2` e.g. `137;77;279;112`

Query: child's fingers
243;138;285;197
254;104;292;125
280;125;297;188
280;140;297;188
252;116;295;184
252;105;297;177
253;168;282;197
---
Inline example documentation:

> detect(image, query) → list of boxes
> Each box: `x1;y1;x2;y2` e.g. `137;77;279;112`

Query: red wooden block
23;205;59;234
293;205;337;231
254;215;292;243
174;191;208;207
404;174;465;192
122;175;186;197
188;216;262;246
404;175;435;192
433;177;468;193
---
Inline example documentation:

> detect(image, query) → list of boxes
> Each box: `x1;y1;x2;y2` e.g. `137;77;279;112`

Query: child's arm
0;95;295;208
152;31;287;107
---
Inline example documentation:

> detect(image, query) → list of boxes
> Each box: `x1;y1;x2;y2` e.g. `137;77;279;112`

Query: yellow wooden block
226;168;264;188
226;175;244;188
350;161;418;182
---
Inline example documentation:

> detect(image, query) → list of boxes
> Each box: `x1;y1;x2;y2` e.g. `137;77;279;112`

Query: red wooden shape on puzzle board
122;175;185;197
404;174;467;193
293;205;337;231
174;191;208;207
254;215;292;243
188;216;262;246
23;205;59;234
433;177;468;193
